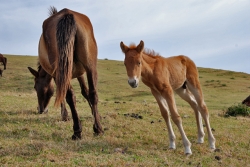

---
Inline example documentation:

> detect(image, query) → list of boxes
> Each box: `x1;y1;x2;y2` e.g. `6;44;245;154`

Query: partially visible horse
0;68;3;77
28;65;70;121
0;53;7;70
242;95;250;107
120;40;216;155
28;6;103;139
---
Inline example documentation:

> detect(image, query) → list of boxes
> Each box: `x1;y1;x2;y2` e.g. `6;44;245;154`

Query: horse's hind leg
86;70;103;135
77;75;92;108
186;80;216;149
175;87;205;144
65;85;82;140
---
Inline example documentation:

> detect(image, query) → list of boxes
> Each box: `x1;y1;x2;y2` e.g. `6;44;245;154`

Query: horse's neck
141;53;156;77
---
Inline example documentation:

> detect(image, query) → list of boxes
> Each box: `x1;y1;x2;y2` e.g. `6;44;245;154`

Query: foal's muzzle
128;78;139;88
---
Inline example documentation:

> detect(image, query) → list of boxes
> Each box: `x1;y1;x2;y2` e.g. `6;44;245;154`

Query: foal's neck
141;53;156;77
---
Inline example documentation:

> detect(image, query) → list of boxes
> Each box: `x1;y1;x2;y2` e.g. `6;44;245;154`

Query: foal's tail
54;12;77;107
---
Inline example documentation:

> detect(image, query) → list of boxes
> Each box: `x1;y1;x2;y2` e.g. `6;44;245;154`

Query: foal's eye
138;62;141;65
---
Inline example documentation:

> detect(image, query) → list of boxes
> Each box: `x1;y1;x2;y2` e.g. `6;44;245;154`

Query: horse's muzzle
128;78;138;88
37;106;48;114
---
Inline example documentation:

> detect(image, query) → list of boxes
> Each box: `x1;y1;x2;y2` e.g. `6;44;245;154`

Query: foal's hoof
71;133;82;140
93;124;104;136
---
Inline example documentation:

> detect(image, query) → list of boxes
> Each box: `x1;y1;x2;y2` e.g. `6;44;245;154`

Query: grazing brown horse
28;65;70;121
28;6;103;139
0;53;7;70
120;40;216;155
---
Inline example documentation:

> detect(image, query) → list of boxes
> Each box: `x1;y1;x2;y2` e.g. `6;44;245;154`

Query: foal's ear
28;67;39;78
136;40;144;53
120;41;129;53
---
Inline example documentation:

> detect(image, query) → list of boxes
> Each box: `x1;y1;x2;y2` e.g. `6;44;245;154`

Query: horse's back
39;8;97;78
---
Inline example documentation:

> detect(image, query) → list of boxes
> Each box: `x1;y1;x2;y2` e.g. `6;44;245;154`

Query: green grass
224;103;250;117
0;55;250;166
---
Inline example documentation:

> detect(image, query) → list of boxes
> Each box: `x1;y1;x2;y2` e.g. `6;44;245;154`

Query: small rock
215;156;221;161
138;115;143;119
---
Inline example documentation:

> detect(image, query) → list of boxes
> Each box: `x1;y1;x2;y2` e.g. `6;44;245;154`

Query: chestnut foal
120;40;215;155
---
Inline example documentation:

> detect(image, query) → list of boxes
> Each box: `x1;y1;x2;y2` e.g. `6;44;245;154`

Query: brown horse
28;7;103;139
0;68;2;77
120;40;215;155
28;65;70;121
0;53;7;70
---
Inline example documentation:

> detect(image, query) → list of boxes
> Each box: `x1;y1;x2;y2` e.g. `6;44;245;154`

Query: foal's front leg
162;87;192;155
151;89;176;149
65;85;82;140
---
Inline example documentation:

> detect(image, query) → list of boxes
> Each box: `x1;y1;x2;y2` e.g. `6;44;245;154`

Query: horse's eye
138;62;141;65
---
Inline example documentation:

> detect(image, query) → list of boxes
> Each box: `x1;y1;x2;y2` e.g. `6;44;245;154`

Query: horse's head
120;40;144;88
28;66;54;114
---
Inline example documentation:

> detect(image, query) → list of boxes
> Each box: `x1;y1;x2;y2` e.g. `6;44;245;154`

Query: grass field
0;55;250;166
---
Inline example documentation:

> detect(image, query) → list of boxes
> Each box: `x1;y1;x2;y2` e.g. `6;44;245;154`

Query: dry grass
0;55;250;166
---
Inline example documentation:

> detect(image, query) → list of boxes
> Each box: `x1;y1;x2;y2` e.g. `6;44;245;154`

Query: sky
0;0;249;73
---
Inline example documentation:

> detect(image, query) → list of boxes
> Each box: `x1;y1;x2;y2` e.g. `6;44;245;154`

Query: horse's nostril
128;79;138;88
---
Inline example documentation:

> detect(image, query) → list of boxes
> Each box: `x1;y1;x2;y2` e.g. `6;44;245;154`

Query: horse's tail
54;12;77;107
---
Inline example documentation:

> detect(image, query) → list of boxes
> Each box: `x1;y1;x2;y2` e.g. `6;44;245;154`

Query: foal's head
28;66;54;114
120;40;144;88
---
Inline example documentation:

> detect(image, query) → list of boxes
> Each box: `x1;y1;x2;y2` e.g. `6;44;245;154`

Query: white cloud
0;0;249;73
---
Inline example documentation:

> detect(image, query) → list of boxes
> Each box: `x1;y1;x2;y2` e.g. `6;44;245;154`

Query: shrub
224;103;250;117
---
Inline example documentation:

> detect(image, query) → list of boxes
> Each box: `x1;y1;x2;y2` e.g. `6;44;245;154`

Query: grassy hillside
0;55;250;166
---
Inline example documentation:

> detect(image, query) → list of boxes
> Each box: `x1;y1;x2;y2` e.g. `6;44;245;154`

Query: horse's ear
120;41;129;53
136;40;144;53
28;67;39;78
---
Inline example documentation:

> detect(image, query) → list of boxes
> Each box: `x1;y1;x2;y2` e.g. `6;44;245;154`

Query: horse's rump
42;9;77;106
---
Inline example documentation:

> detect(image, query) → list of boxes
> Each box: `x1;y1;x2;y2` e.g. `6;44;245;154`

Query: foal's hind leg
175;87;205;144
65;85;82;140
186;81;216;149
86;70;103;135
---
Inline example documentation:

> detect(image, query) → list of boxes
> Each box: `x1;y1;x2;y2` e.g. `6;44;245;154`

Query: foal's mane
128;44;161;58
48;6;58;16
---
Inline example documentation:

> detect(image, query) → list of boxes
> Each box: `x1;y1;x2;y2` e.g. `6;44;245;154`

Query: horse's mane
128;44;161;58
48;6;58;16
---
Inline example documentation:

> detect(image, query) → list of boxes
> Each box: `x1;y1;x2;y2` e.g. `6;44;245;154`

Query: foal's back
159;55;199;90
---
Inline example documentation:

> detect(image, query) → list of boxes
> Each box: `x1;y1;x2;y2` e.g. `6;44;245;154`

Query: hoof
93;124;104;135
185;153;192;157
72;133;81;140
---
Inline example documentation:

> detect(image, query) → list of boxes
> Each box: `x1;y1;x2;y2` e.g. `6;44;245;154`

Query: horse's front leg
61;101;69;121
65;85;82;140
85;71;103;135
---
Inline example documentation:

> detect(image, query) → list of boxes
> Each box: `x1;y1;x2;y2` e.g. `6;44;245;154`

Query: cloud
0;0;249;73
